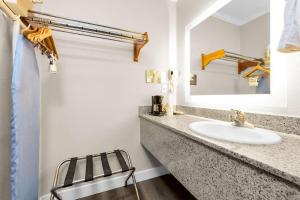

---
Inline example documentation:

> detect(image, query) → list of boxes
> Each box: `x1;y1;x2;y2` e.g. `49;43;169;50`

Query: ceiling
213;0;270;26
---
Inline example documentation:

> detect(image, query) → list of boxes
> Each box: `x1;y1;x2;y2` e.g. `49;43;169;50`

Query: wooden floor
79;175;197;200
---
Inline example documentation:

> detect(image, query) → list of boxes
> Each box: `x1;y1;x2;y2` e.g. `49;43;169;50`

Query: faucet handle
230;109;245;123
230;109;255;128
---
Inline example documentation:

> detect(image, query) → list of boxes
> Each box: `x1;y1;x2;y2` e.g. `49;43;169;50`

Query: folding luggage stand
50;149;140;200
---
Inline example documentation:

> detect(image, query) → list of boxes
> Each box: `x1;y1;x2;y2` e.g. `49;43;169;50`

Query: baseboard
40;166;169;200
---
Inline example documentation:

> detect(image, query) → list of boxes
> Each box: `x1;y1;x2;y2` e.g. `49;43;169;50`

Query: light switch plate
161;84;168;93
160;72;167;84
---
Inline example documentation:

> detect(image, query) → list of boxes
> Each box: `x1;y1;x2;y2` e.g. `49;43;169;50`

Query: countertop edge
139;114;300;187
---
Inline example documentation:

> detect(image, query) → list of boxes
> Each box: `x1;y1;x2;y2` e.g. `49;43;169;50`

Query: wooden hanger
22;24;38;36
22;26;59;60
45;33;58;60
40;28;58;60
29;27;52;43
243;65;270;78
26;28;42;42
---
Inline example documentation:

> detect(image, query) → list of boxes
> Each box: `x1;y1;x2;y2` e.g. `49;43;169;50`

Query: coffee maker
150;95;165;116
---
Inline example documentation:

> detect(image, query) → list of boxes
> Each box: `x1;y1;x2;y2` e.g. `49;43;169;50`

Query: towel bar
50;149;140;200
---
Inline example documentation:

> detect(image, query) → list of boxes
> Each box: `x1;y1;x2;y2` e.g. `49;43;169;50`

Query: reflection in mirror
190;0;270;95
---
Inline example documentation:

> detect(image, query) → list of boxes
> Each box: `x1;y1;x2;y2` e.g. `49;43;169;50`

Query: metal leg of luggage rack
121;150;140;200
50;158;70;200
50;150;140;200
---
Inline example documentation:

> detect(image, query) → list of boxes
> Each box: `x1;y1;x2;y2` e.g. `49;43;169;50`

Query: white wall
34;0;170;196
0;14;12;200
177;0;300;117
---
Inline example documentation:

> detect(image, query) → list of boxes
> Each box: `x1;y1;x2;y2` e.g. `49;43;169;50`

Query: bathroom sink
189;121;282;145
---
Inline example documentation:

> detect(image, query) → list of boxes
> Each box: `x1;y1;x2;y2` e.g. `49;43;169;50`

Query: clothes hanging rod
50;23;138;41
224;51;259;62
22;16;144;42
51;26;137;42
52;28;133;44
28;10;143;35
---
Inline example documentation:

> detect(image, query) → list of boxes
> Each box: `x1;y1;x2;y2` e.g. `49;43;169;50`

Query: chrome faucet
230;109;254;128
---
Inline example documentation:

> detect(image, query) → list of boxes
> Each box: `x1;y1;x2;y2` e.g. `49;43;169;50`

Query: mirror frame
183;0;287;112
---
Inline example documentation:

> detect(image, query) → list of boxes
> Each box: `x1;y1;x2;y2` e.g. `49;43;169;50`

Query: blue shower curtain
10;35;40;200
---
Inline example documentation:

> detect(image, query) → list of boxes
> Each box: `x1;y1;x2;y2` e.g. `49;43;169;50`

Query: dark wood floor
79;175;196;200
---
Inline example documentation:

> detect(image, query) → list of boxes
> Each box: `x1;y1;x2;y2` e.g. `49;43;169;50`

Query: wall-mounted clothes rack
21;10;149;62
201;49;265;74
1;1;149;62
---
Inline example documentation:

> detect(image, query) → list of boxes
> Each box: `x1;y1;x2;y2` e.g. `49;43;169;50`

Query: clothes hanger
44;30;58;60
24;26;59;60
38;24;59;60
32;28;53;43
243;65;270;78
23;25;46;44
22;24;38;37
23;23;48;43
22;21;59;60
27;27;48;43
22;25;50;54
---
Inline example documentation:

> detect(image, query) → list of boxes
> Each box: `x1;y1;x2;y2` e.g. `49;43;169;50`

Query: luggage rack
50;149;140;200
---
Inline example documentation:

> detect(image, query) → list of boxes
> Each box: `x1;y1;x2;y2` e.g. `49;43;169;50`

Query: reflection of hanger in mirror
243;65;270;78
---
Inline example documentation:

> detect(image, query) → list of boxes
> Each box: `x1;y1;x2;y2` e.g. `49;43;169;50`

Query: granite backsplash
138;106;300;136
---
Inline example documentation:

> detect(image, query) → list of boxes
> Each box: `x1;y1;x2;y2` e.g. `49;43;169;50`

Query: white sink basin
189;121;282;145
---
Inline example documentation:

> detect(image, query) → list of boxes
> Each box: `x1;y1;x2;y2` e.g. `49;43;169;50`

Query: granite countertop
139;114;300;187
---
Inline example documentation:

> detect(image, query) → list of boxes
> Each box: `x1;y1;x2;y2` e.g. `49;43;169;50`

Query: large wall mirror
190;0;270;95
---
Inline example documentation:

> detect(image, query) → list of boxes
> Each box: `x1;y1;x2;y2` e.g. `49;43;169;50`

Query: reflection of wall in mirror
190;14;270;95
240;14;270;58
241;14;270;94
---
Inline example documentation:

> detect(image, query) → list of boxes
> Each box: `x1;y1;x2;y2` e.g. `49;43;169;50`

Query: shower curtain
10;35;40;200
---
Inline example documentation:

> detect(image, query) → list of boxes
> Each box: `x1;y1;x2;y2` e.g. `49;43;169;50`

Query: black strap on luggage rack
85;155;93;182
50;149;140;200
101;153;112;177
63;157;77;187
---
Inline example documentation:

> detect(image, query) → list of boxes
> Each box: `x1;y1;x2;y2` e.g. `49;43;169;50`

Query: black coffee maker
150;95;165;116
